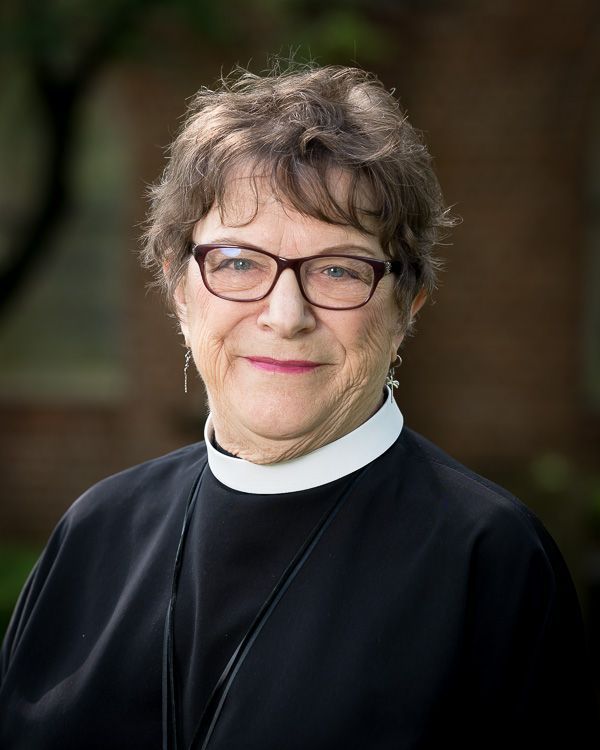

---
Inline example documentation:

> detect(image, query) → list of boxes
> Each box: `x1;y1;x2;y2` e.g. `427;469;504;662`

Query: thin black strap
189;463;371;750
162;463;208;750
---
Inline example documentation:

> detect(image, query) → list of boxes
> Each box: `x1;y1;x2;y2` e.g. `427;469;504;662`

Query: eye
230;258;254;271
306;259;371;284
323;265;354;279
212;256;259;273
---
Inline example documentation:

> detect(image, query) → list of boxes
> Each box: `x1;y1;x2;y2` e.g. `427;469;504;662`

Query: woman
0;64;597;749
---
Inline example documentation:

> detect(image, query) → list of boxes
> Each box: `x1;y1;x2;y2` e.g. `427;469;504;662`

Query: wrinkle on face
175;170;409;464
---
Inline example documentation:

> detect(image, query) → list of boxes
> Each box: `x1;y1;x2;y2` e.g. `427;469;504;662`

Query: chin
240;398;325;442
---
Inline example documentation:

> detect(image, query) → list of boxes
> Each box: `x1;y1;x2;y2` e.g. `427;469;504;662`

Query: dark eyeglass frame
190;243;404;311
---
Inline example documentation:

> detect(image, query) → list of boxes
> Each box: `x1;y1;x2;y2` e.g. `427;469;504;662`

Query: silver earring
184;348;192;394
386;354;402;390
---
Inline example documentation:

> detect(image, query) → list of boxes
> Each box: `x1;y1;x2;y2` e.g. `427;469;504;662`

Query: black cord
162;463;208;750
163;461;370;750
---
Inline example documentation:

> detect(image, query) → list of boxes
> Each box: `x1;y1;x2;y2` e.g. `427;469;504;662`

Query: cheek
187;291;251;371
341;301;399;362
186;291;211;344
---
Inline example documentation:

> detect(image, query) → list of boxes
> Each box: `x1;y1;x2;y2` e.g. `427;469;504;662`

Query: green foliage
528;453;600;541
283;8;391;64
530;453;573;493
0;0;392;71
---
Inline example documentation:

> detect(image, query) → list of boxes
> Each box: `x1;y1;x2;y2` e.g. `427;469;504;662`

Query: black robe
1;428;597;749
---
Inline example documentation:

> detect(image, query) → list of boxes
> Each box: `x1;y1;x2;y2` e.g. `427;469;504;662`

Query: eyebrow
204;237;381;258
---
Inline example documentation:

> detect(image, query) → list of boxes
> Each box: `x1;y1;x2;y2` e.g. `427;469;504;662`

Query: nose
256;268;317;338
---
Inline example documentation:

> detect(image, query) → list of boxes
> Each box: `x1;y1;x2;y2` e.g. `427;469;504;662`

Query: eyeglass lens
202;246;376;308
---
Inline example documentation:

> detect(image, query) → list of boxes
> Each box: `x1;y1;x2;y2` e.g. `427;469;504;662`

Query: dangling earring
386;354;402;390
183;348;192;394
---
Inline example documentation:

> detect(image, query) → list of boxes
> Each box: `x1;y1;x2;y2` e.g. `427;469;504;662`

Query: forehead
194;167;381;250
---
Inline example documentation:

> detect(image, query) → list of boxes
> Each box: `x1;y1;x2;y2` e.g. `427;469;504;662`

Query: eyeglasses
190;244;403;311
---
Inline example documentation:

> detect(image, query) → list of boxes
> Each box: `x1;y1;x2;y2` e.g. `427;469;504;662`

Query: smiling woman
0;62;597;750
177;177;418;462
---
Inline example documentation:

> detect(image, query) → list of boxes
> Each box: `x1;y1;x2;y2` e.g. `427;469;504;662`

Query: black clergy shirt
1;407;598;749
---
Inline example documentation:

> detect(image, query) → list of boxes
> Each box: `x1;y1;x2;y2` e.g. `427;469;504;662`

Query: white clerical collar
204;386;403;494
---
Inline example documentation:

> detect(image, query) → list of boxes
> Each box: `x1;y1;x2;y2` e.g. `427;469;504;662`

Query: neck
204;386;403;493
210;387;387;465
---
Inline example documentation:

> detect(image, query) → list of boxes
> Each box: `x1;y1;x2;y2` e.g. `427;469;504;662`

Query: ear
170;266;191;345
391;288;428;352
410;287;428;318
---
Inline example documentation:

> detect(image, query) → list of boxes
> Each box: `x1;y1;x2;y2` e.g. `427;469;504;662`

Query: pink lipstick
245;357;321;374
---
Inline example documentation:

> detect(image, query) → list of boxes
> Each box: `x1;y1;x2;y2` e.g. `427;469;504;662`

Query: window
0;71;129;402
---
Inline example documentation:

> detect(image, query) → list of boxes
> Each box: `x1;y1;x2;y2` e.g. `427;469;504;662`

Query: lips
244;356;322;374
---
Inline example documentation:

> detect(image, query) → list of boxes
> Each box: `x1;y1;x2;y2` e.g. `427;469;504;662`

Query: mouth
244;356;322;374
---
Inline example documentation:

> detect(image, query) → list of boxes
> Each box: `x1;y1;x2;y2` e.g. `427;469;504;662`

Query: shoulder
1;442;208;677
55;440;208;541
390;429;585;629
399;427;534;519
395;427;556;565
75;440;206;505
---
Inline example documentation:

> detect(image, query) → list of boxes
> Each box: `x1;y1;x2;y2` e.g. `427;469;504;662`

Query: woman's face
175;176;423;463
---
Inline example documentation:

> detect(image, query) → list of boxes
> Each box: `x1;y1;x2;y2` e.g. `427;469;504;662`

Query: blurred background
0;0;599;685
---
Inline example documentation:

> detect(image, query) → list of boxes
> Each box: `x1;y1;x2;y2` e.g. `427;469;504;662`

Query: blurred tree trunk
0;0;150;321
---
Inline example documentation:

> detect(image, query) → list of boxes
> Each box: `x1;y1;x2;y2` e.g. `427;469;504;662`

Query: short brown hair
141;62;455;329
